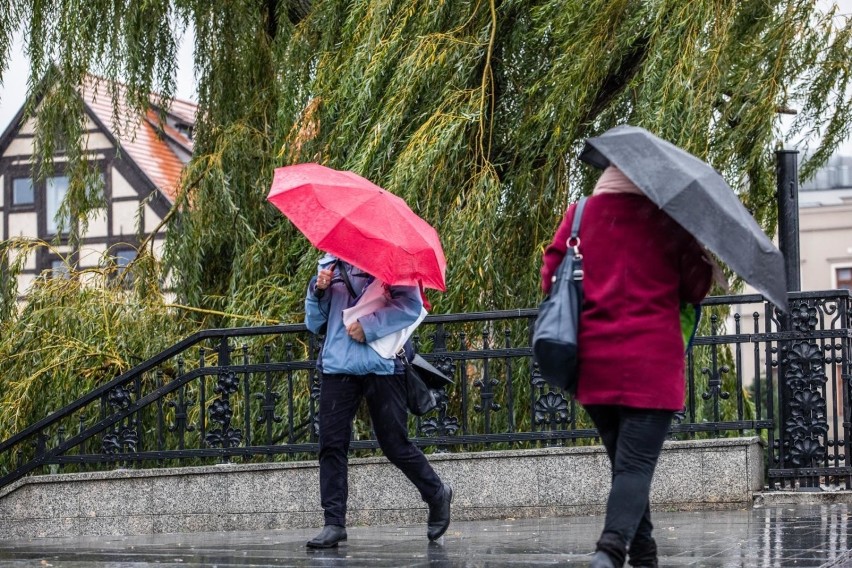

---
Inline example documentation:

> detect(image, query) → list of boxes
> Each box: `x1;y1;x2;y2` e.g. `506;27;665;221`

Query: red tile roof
80;76;196;203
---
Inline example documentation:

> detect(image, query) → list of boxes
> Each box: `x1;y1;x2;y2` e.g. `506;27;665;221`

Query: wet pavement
0;504;851;567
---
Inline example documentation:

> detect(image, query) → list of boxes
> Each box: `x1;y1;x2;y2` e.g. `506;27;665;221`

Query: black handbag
410;354;453;389
532;197;588;393
399;353;437;416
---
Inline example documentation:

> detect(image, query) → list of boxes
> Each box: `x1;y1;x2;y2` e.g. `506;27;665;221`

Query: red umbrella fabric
267;163;447;291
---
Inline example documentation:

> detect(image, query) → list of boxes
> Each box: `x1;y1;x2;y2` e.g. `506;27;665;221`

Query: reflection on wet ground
0;504;850;567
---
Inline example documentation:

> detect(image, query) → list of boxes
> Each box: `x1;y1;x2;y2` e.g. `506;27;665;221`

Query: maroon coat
541;194;712;411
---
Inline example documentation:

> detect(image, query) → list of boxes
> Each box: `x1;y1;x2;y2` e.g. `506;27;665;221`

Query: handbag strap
568;196;588;247
565;196;588;282
337;261;357;298
396;349;413;369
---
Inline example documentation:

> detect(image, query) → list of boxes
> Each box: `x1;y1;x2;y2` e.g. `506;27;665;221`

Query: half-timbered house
0;75;195;295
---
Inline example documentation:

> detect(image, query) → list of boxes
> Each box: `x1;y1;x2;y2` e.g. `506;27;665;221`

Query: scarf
592;166;644;197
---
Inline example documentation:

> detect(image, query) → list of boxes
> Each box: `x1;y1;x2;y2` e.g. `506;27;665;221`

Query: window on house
12;178;34;205
49;259;70;279
174;122;193;140
115;249;137;271
46;176;70;234
837;267;852;291
113;248;137;285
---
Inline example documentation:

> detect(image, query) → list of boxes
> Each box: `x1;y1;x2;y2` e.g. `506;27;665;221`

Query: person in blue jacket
304;253;452;548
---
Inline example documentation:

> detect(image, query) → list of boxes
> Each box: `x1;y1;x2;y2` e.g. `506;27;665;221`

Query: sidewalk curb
755;490;852;507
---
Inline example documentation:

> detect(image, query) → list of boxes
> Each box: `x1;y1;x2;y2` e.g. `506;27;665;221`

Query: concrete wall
0;437;764;539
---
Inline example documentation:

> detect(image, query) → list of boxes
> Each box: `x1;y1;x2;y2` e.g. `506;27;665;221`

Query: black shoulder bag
398;350;437;416
532;197;588;393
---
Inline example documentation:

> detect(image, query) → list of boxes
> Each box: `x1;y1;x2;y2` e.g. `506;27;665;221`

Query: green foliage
0;239;193;439
163;0;852;318
2;1;852;439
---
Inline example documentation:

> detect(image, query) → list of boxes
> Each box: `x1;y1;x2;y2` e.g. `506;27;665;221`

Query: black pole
775;150;807;488
775;150;801;292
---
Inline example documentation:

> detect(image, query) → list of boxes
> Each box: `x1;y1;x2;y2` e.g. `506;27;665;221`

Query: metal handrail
0;291;849;491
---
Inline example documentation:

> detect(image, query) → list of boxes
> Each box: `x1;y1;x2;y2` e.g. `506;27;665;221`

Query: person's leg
626;501;657;567
584;405;628;566
363;374;443;501
317;374;363;527
364;373;450;540
585;404;620;467
599;407;673;566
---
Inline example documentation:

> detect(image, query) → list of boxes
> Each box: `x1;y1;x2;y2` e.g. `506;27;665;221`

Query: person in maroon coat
541;166;713;568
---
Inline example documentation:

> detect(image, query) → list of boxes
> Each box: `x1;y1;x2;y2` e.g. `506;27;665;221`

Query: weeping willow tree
1;0;852;436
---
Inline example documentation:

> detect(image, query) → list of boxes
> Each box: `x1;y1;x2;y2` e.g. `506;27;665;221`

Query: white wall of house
1;128;168;297
799;189;852;291
18;118;36;136
86;208;109;238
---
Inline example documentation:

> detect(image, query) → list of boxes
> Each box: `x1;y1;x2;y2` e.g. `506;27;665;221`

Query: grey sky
0;25;196;135
1;2;852;151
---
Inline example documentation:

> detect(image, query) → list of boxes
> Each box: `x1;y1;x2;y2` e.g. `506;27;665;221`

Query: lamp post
775;150;801;292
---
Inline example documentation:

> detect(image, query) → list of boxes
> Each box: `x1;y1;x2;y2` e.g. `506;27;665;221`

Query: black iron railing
0;290;849;491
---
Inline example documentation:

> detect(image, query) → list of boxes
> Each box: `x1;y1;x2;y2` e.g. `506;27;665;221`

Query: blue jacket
304;254;423;375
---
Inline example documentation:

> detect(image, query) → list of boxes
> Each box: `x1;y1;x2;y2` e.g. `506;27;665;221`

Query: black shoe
427;483;453;541
306;525;347;548
595;533;626;567
628;536;658;568
427;541;451;567
589;551;617;568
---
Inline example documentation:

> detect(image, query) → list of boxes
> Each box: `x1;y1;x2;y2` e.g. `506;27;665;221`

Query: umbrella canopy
267;163;447;291
580;125;788;311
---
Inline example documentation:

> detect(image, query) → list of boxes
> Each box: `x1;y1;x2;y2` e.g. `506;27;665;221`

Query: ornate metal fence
0;290;849;491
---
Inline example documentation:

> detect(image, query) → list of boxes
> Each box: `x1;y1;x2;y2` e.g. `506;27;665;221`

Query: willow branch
136;170;206;257
164;303;280;324
477;0;498;166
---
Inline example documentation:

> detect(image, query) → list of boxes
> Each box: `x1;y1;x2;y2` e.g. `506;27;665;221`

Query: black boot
590;551;617;568
628;537;658;568
306;524;347;548
427;483;453;541
593;533;626;567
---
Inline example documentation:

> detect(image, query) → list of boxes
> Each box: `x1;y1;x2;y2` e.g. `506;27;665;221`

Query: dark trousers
585;405;674;564
318;373;443;527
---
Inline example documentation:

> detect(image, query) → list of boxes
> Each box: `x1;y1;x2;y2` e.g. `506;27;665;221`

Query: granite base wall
0;437;764;538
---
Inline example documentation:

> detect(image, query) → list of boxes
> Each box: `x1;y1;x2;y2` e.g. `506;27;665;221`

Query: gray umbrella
580;124;788;311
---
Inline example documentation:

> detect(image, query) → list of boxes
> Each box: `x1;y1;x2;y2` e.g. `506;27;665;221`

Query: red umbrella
267;163;447;291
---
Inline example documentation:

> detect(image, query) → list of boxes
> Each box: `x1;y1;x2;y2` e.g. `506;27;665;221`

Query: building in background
0;75;195;296
799;155;852;292
727;153;852;440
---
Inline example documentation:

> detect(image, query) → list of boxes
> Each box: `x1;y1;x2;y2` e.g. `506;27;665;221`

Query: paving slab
0;503;851;567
